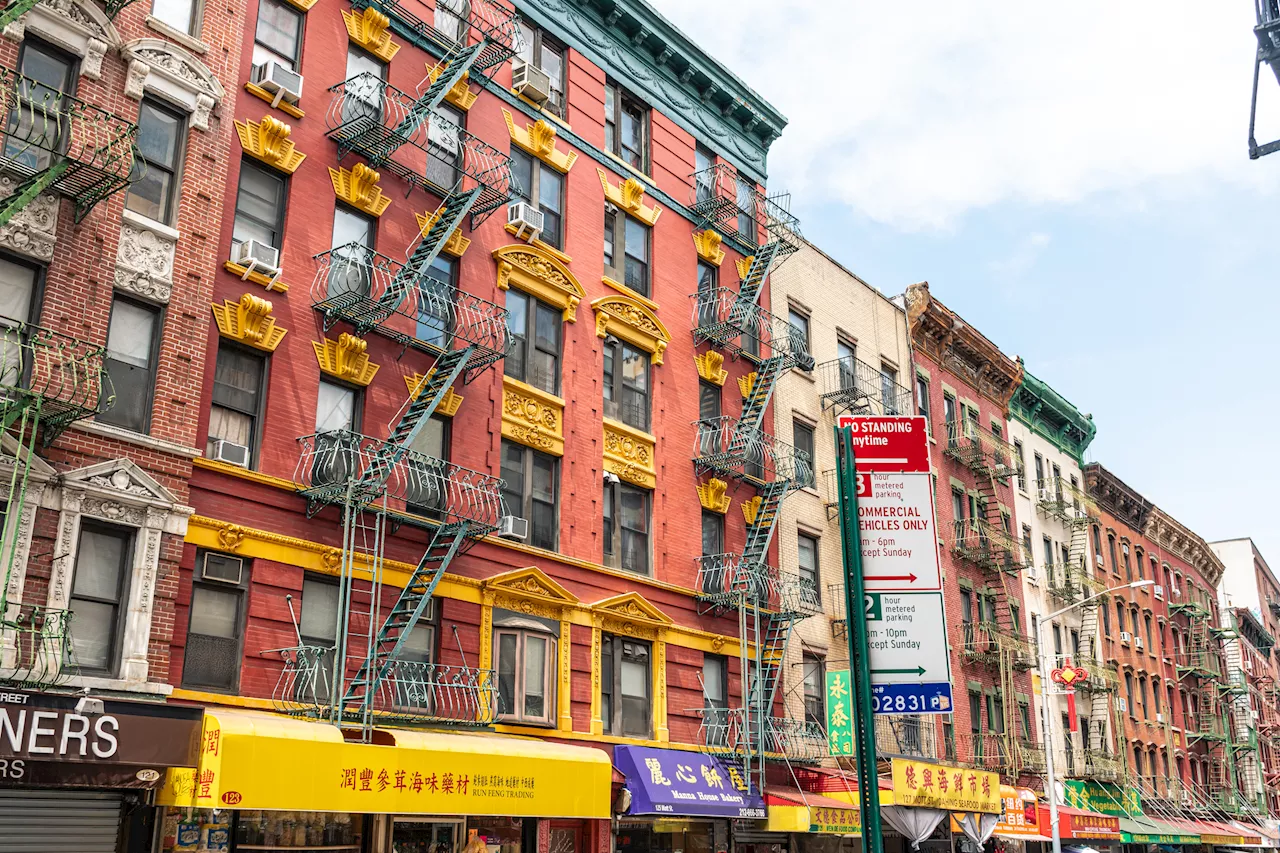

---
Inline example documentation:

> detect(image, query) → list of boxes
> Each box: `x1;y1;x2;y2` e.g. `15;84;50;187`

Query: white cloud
650;1;1280;229
987;232;1050;280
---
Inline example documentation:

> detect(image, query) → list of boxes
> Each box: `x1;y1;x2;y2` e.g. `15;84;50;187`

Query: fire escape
1250;0;1280;158
687;164;819;788
272;0;519;737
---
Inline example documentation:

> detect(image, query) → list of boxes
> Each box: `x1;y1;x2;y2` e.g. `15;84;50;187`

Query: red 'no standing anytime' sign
835;415;931;473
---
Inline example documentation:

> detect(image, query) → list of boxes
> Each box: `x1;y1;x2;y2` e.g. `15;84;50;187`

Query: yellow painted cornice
503;109;578;173
738;371;758;399
592;295;670;364
244;82;304;119
211;293;287;352
342;7;401;62
313;333;379;386
742;495;763;526
415;209;470;257
192;458;296;491
736;255;755;280
404;372;463;417
500;225;573;265
482;566;579;605
597;168;661;226
601;275;658;312
330;163;392;217
502;375;564;456
223;260;287;293
697;478;731;514
692;228;725;266
493;244;585;323
428;62;477;111
279;0;316;9
694;351;728;386
235;116;305;174
603;417;656;489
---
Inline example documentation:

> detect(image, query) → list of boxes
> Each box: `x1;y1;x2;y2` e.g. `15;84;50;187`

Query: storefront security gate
0;789;123;853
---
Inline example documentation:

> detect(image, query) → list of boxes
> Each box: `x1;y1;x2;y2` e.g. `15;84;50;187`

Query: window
1122;542;1132;580
915;372;931;430
697;380;721;457
182;551;248;692
5;40;77;170
880;363;899;415
969;692;982;735
797;532;819;607
207;343;267;466
298;574;339;701
407;415;449;518
1125;672;1135;717
1092;525;1103;559
316;378;359;434
232;160;287;254
1138;676;1148;718
1033;454;1045;490
505;289;561;395
601;634;650;737
253;0;303;69
1107;535;1118;572
701;510;723;558
951;489;966;528
603;337;649;431
1013;440;1026;490
1020;703;1032;740
603;479;649;575
959;589;972;624
1135;547;1145;579
802;655;825;725
99;295;160;434
435;0;468;41
69;521;132;674
694;144;714;202
1115;601;1125;634
500;440;558;551
696;260;718;328
735;177;755;239
344;48;386;124
603;208;650;297
328;205;376;299
703;653;728;744
988;693;1005;734
151;0;197;36
0;257;38;386
1144;613;1153;651
510;148;565;249
1042;537;1054;570
516;23;566;118
788;307;811;366
1070;629;1080;659
1103;602;1111;635
943;394;957;445
417;253;456;348
425;103;465;191
125;99;185;224
604;82;647;170
495;625;556;726
792;421;815;488
1052;624;1063;658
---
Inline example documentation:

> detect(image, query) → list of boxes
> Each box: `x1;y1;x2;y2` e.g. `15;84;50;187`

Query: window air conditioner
497;515;529;541
1245;658;1255;672
1135;636;1144;650
201;552;245;585
1120;631;1132;644
1156;712;1165;724
511;58;551;106
1118;697;1129;713
251;60;304;107
1154;584;1165;600
233;239;282;286
1096;555;1105;568
210;439;250;468
1173;586;1182;596
507;201;544;242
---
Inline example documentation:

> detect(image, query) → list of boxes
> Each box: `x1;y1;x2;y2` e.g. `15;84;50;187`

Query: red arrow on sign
865;574;918;583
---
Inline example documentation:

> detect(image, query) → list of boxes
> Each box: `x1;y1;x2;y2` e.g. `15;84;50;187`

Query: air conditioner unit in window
507;201;544;242
1154;584;1165;600
201;552;245;585
1096;555;1105;568
1245;658;1255;672
210;439;250;468
497;515;528;541
1135;636;1145;650
511;58;551;106
1156;712;1165;724
1118;697;1129;712
1172;586;1182;596
1120;631;1132;644
233;239;282;284
251;60;303;107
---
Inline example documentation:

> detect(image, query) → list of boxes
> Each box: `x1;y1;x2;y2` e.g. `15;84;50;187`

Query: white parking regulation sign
858;471;942;591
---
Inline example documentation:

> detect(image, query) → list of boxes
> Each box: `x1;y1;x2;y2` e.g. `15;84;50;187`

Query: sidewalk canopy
615;746;765;819
157;708;611;818
765;786;861;835
1117;816;1200;844
1037;805;1122;841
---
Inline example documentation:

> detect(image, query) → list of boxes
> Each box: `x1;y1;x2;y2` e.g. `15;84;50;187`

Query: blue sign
871;682;953;715
614;746;766;818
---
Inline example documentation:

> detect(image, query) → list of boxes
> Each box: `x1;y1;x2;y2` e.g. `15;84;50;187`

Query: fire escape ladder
730;356;785;453
391;42;485;142
1250;1;1280;158
727;240;784;324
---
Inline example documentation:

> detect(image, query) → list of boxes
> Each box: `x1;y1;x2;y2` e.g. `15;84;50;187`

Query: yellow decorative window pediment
742;495;763;525
597;169;661;227
280;0;316;9
738;371;758;399
483;566;579;605
235;116;305;174
592;295;670;365
330;163;392;217
313;333;379;386
343;7;400;62
603;417;656;489
211;294;287;352
736;255;756;280
503;109;578;173
405;372;463;417
694;351;728;386
593;591;673;628
697;478;732;514
416;209;471;257
493;244;585;323
502;376;564;456
429;63;477;111
693;228;725;266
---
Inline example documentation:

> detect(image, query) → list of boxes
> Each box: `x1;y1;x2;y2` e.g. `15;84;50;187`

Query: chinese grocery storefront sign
891;759;1000;814
810;805;861;835
825;670;854;757
1061;780;1140;817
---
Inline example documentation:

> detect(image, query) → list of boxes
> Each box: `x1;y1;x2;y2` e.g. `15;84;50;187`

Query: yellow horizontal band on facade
158;707;611;818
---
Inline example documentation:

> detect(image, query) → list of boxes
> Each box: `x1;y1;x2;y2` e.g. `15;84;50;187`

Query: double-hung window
310;378;361;488
697;380;720;458
181;551;249;692
836;339;857;391
694;144;714;203
299;575;340;701
505;289;560;395
792;420;815;488
787;307;811;366
328;205;376;299
207;343;267;466
516;23;566;118
603;337;649;431
696;261;718;328
802;654;825;724
151;0;198;36
603;208;650;297
6;40;77;170
344;48;386;124
510;148;565;249
426;104;465;191
701;510;723;559
601;634;650;738
500;440;557;551
603;479;649;575
126;98;185;224
69;522;133;674
0;257;39;388
232;160;287;257
880;363;899;414
100;295;161;434
494;618;557;726
702;653;728;746
604;82;647;170
253;0;303;70
417;254;456;348
406;414;449;519
943;394;957;445
797;532;820;607
736;177;755;239
435;0;469;43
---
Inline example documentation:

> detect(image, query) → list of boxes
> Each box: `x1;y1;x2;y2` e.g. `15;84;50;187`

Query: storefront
763;786;861;853
156;708;611;853
1117;815;1201;853
952;787;1048;853
0;688;204;853
1034;805;1122;852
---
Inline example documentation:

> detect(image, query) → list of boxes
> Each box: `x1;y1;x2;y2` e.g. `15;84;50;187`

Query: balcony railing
693;415;812;486
875;715;939;760
312;244;508;366
271;644;497;726
1074;657;1120;693
0;321;112;441
295;431;505;525
0;605;73;688
1073;748;1124;782
0;64;137;221
1035;476;1098;524
1046;561;1105;604
1170;593;1214;620
349;0;520;74
952;518;1032;573
694;707;826;763
942;421;1022;479
325;74;514;225
960;622;1001;664
690;286;812;370
695;554;821;616
944;732;1018;771
816;355;913;416
688;163;800;259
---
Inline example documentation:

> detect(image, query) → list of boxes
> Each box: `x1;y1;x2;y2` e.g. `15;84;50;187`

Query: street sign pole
835;424;883;853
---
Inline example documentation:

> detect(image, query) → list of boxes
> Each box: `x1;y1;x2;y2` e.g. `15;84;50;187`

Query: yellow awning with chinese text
157;708;610;818
765;788;861;835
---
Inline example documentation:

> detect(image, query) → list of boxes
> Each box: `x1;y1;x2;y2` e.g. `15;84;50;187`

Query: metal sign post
835;424;884;853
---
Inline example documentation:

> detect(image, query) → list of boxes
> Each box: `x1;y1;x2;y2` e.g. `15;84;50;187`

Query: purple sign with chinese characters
614;746;765;819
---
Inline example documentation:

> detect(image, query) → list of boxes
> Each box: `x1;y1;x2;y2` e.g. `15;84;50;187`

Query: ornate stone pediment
592;295;670;364
3;0;119;79
0;173;56;261
493;244;585;322
484;566;578;605
593;592;672;639
121;39;223;130
60;458;181;510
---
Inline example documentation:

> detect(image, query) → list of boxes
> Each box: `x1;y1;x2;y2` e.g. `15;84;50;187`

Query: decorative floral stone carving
603;418;655;489
597;169;661;226
216;524;246;551
493;245;585;322
592;295;670;365
236;116;305;173
330;163;391;217
503;109;577;172
694;351;728;386
211;294;288;352
115;220;176;303
692;228;725;266
0;174;56;261
314;333;379;386
697;478;731;514
502;376;564;456
342;7;400;62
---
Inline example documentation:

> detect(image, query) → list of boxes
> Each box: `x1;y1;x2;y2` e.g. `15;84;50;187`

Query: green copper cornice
515;0;785;183
1010;363;1097;463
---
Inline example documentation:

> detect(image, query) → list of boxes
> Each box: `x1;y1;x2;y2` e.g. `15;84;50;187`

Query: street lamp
1038;578;1153;853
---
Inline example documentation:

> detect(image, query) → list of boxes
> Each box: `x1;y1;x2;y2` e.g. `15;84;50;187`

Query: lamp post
1037;578;1153;853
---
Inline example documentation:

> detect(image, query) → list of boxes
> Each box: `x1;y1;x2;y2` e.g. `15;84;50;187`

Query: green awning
1118;817;1200;844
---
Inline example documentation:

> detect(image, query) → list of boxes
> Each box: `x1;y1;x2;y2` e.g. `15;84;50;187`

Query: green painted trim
966;680;983;694
1010;367;1097;463
1016;693;1030;703
948;477;966;491
958;578;974;591
941;383;956;398
915;365;931;380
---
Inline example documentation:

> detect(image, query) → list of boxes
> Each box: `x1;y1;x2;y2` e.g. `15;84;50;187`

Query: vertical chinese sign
826;670;854;756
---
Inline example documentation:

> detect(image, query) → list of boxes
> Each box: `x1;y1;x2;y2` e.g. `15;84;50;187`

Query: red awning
765;787;862;811
1037;805;1122;840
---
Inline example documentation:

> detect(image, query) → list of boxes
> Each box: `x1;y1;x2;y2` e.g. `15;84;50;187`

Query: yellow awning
157;708;610;818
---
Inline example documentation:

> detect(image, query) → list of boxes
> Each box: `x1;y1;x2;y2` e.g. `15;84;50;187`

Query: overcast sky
651;1;1280;564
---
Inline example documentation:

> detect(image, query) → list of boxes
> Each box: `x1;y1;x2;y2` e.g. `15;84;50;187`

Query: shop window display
158;808;364;852
616;820;715;853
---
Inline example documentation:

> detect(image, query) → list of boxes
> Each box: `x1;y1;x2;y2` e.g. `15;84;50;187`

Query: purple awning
615;746;766;819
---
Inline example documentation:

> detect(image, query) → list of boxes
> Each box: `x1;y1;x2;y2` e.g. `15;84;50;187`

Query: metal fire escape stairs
1250;0;1280;158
